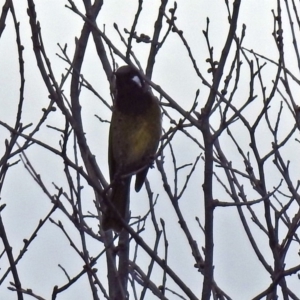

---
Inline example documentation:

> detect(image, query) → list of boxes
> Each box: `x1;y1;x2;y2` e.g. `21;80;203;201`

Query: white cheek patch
131;75;142;87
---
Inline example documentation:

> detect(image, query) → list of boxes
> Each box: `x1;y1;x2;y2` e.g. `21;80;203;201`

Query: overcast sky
0;1;298;299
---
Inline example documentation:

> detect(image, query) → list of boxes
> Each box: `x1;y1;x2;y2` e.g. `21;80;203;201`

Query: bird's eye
131;75;142;87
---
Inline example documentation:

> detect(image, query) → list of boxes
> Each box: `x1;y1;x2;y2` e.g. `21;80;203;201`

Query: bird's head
112;65;153;114
114;65;145;92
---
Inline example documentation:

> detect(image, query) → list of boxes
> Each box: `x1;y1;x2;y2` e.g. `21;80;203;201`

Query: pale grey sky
0;1;298;299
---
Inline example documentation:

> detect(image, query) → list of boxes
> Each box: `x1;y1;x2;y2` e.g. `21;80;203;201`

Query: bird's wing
108;113;116;182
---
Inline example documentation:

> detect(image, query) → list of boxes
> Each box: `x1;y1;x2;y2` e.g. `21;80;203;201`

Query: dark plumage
102;65;162;232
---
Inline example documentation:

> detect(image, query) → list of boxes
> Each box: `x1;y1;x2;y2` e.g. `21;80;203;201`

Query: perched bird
102;65;162;232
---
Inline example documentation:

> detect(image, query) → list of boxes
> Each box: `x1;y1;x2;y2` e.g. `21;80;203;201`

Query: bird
102;65;162;232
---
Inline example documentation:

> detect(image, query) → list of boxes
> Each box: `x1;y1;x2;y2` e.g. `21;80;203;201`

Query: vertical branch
9;2;25;128
0;0;25;192
146;0;168;78
0;0;11;37
67;2;124;299
72;132;99;300
0;208;23;300
117;230;130;300
203;0;241;114
201;131;214;300
126;0;143;60
0;3;25;298
201;1;241;299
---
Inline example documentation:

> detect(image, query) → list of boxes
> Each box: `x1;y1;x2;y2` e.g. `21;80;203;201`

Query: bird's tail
102;177;131;232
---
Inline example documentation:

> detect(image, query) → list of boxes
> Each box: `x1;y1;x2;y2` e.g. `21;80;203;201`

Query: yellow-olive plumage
102;65;161;232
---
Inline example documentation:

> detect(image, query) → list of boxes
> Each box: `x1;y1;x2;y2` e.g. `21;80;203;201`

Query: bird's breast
110;105;161;173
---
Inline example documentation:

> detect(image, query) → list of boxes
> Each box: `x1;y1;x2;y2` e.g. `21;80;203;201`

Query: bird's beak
131;75;142;87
